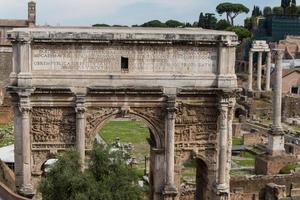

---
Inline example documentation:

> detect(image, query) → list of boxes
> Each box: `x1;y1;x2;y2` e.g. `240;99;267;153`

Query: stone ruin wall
282;95;300;119
230;173;300;200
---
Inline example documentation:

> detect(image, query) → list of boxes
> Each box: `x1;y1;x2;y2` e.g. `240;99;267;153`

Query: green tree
226;26;251;41
216;2;249;25
93;24;110;27
252;6;262;17
216;19;231;30
39;145;143;200
198;12;205;28
165;20;184;28
263;7;272;16
197;13;217;29
141;20;167;27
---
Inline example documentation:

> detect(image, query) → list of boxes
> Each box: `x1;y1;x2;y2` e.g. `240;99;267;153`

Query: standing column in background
265;52;272;91
248;51;253;91
257;52;263;91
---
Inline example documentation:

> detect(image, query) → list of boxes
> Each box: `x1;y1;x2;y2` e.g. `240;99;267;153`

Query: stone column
272;50;284;130
18;93;34;197
163;96;177;200
257;52;263;91
268;49;285;156
248;51;253;91
226;98;235;199
75;95;86;170
217;97;229;196
265;51;272;91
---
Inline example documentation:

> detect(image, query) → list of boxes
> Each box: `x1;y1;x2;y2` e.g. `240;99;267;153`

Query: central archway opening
180;156;208;200
99;117;155;199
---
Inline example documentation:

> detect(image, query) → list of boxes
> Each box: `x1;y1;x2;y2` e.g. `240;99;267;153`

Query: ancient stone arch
7;27;238;200
85;107;164;149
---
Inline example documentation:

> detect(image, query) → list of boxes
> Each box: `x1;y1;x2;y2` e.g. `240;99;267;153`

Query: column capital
75;94;86;114
75;106;87;114
273;48;284;58
19;95;31;114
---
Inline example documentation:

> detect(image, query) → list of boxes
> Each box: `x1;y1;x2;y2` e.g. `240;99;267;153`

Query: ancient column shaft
18;94;34;196
272;50;284;130
248;51;253;91
75;97;86;169
268;49;285;156
266;52;272;91
218;98;229;190
257;52;263;91
164;96;177;196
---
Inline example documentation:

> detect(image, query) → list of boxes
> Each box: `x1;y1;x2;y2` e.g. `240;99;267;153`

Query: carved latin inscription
32;44;218;74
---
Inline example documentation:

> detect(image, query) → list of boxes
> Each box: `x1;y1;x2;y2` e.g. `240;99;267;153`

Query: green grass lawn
232;137;243;145
100;119;150;179
100;120;149;144
0;123;14;148
234;159;255;167
279;162;300;174
240;151;255;159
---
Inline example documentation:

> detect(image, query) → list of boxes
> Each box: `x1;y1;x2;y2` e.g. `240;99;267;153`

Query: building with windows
254;15;300;42
271;68;300;95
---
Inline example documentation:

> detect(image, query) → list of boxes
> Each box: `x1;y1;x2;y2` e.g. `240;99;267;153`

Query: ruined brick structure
7;27;238;199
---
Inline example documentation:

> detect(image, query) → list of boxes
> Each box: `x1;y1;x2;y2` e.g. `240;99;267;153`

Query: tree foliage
38;144;143;200
226;26;251;41
141;20;167;28
252;6;262;17
216;2;249;25
198;13;217;29
165;20;184;28
216;19;231;30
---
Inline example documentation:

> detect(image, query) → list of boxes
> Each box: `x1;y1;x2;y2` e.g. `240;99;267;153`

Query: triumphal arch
7;27;238;200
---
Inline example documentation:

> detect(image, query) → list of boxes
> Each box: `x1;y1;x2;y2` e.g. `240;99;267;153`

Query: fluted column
163;95;177;199
18;93;34;197
257;52;263;91
217;97;229;194
75;95;86;170
248;51;253;91
266;52;272;91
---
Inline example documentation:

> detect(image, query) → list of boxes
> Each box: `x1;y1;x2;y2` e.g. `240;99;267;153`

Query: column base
216;184;229;194
163;185;177;200
19;184;35;198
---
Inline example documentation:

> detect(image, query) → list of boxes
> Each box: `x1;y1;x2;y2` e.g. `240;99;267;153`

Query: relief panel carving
175;103;218;150
31;107;76;149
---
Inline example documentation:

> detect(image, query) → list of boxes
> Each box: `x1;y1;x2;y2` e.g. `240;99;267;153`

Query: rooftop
0;19;28;27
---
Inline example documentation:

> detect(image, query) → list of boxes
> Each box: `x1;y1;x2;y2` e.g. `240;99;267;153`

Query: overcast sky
0;0;280;26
